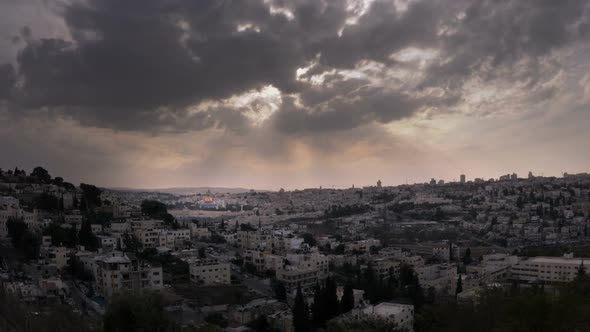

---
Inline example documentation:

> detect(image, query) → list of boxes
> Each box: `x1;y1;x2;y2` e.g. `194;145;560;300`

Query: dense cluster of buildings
2;167;590;331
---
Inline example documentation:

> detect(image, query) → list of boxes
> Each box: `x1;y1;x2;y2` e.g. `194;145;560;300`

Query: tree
363;263;379;304
324;277;339;320
122;233;141;252
6;218;40;260
301;233;317;247
31;166;51;183
462;247;472;265
198;247;206;258
516;196;524;209
311;283;325;328
204;313;228;328
576;261;587;279
103;291;173;332
78;220;99;251
293;286;309;332
67;255;93;281
43;223;78;247
433;207;446;221
7;218;27;249
53;176;64;186
140;200;175;226
247;315;270;332
34;192;60;211
271;279;287;302
425;286;436;305
341;282;355;314
80;183;102;208
449;242;454;261
333;243;346;255
327;318;405;332
141;200;167;216
21;231;41;260
455;276;463;297
0;289;94;332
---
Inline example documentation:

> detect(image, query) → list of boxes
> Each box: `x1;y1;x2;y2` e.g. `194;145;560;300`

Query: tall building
460;174;466;183
92;252;163;298
377;180;382;188
189;258;231;285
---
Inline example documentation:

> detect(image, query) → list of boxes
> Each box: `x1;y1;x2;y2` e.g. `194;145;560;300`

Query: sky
0;0;590;190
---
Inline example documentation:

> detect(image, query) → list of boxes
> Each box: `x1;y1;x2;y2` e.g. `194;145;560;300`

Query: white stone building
189;258;231;285
93;251;163;298
348;302;414;332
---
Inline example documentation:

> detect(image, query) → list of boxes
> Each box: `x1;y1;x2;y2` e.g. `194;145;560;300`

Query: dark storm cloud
422;0;590;89
0;64;16;100
272;86;457;134
317;0;443;68
1;0;448;133
0;0;588;134
6;0;310;131
272;92;414;134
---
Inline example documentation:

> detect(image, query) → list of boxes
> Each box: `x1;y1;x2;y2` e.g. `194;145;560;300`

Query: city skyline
1;0;590;189
0;163;583;192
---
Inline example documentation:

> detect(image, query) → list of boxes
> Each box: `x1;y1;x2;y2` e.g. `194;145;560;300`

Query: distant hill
109;187;265;195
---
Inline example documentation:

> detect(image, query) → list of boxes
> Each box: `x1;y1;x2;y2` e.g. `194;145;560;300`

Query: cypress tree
455;276;463;298
324;277;339;320
340;283;355;314
293;285;309;332
462;247;472;265
311;283;325;328
78;220;98;251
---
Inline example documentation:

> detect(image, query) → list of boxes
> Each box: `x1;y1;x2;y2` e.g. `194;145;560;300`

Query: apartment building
346;239;381;253
158;229;191;248
130;219;164;231
98;235;117;249
93;251;163;298
276;266;326;292
238;230;272;251
511;254;588;283
39;246;68;270
371;257;401;279
64;212;83;226
110;222;131;233
90;224;103;234
285;252;329;277
189;224;211;239
134;229;161;248
189;258;231;285
415;263;458;293
0;205;38;237
272;236;304;254
348;302;414;332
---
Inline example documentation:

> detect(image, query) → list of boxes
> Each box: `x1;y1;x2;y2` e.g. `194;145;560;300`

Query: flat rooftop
529;257;589;265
